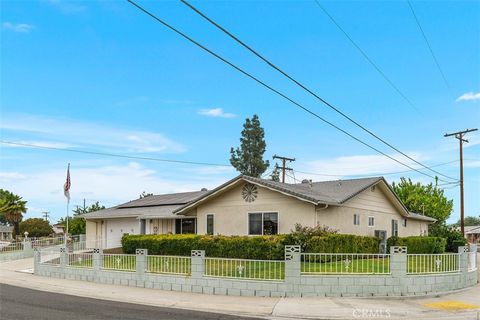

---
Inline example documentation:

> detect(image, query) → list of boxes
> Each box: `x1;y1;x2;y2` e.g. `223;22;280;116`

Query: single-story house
83;175;436;249
0;225;13;241
52;223;66;235
465;226;480;243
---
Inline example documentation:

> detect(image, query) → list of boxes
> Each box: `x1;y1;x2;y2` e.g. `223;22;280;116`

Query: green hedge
305;234;380;253
122;234;287;260
122;233;381;259
387;236;446;254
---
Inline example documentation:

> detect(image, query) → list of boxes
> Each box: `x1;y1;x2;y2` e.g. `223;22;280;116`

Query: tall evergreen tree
230;114;269;177
270;163;280;182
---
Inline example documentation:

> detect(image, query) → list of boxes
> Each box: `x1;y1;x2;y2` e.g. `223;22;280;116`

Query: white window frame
368;216;375;227
247;211;279;235
206;214;215;235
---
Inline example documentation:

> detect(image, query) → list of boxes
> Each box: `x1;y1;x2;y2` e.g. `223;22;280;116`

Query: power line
312;0;418;109
407;1;449;88
295;159;462;179
0;140;231;167
127;0;451;183
179;0;457;183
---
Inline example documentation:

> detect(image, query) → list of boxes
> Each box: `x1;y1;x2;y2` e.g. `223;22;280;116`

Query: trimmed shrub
122;233;381;259
305;234;380;254
122;234;288;260
387;236;446;254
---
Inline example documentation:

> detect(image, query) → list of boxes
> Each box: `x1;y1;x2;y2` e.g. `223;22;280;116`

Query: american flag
64;163;71;201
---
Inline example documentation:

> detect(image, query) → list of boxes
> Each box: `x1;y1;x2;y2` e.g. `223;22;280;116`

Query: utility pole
42;211;50;222
273;155;295;183
444;128;478;236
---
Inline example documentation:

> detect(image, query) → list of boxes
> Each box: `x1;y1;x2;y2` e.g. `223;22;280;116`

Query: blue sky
1;0;479;224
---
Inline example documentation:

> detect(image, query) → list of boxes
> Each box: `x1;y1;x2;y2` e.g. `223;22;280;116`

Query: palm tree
0;189;27;236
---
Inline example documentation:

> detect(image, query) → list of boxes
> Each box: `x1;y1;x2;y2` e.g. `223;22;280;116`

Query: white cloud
2;22;35;33
198;108;237;118
3;140;74;149
1;113;186;154
45;0;86;14
3;163;228;218
456;92;480;102
0;172;26;182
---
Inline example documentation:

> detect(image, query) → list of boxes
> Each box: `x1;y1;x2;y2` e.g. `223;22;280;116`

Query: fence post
191;250;205;279
33;247;40;274
136;249;147;286
60;247;69;267
93;248;103;271
284;245;301;288
458;246;469;273
390;246;407;277
23;240;33;255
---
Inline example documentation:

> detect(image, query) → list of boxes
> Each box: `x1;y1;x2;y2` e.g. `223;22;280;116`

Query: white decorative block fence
34;244;478;298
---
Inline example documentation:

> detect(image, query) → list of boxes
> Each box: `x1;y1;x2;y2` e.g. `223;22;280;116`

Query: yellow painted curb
423;301;480;311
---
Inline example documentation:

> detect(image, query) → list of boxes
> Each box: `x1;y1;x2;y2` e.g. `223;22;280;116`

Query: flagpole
64;163;70;247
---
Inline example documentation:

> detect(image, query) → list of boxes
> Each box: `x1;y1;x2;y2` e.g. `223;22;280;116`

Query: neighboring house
52;223;66;235
465;226;480;243
83;175;435;249
0;225;14;241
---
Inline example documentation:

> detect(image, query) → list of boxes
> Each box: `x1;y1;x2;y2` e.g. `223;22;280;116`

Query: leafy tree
270;164;280;182
20;218;53;238
59;201;105;235
72;201;105;216
0;212;8;225
139;191;153;199
0;189;27;235
230;114;269;177
454;216;480;227
391;178;453;235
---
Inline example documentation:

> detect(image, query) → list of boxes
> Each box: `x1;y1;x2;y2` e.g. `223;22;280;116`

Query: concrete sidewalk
1;258;479;320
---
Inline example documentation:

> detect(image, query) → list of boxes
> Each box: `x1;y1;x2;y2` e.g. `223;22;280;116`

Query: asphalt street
0;284;261;320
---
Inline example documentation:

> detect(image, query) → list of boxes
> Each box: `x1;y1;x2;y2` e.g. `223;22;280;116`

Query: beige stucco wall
192;183;316;235
317;184;428;237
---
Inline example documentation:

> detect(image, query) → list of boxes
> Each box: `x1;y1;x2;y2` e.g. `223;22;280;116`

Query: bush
19;218;53;238
283;223;338;251
387;236;446;254
305;234;380;253
122;234;288;260
122;232;381;259
431;225;466;252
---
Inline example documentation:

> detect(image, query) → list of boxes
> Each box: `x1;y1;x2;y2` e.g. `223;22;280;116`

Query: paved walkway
1;257;479;320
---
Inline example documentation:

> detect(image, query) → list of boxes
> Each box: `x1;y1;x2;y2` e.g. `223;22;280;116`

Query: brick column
191;250;205;279
284;245;301;285
389;246;407;277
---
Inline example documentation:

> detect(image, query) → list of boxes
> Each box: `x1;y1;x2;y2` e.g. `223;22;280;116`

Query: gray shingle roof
118;191;206;208
0;225;13;232
82;191;207;219
407;212;437;222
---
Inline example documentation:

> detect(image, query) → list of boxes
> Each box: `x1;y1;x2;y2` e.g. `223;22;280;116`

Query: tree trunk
14;222;20;237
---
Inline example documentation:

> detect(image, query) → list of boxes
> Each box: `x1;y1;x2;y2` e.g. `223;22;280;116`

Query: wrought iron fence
407;253;460;274
301;253;391;274
67;252;93;268
101;254;136;272
204;257;285;281
147;255;191;275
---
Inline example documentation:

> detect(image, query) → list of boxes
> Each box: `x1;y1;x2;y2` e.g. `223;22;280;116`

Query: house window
175;218;196;234
206;214;214;235
353;214;360;226
403;218;407;227
368;216;375;227
392;219;398;237
248;212;278;235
